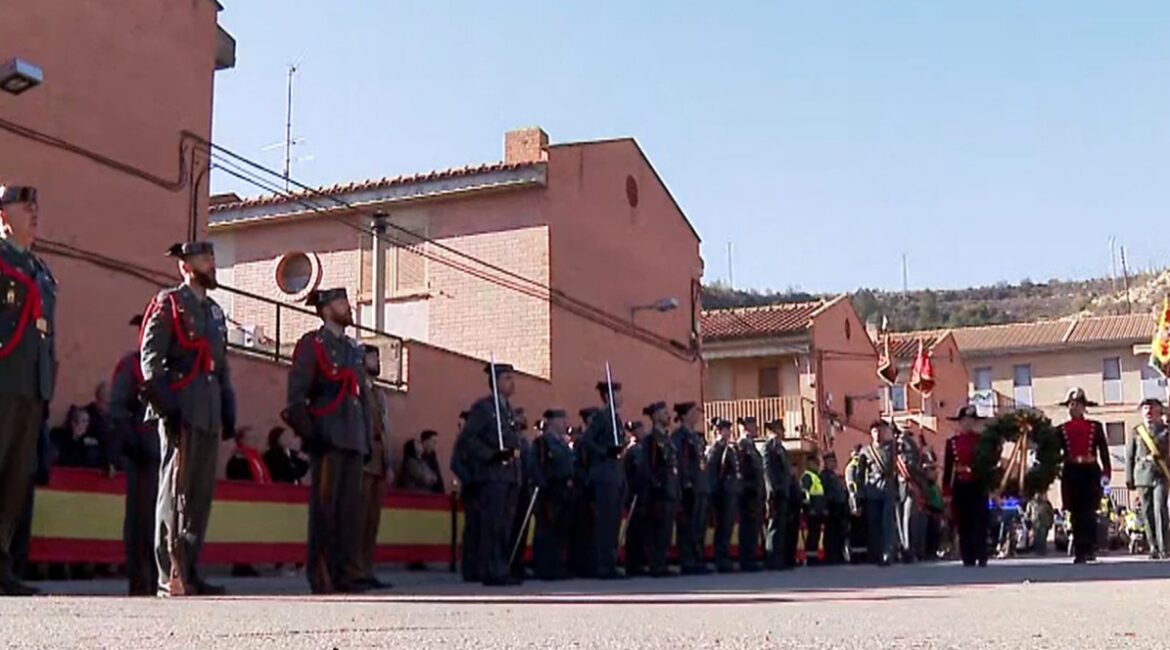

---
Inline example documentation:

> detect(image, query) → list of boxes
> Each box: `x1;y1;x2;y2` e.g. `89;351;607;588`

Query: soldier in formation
1056;388;1111;564
1126;398;1169;560
623;419;648;576
859;420;899;566
140;241;234;597
672;402;709;575
356;344;393;589
762;418;793;570
942;406;989;567
707;418;740;572
820;453;849;564
530;410;574;580
581;381;626;580
894;425;926;562
639;402;680;577
736;416;765;572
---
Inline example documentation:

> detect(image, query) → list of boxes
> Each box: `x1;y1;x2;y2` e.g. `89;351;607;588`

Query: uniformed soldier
450;410;480;583
671;402;710;575
568;407;599;577
623;419;649;577
509;408;535;580
140;241;233;597
941;405;989;567
1126;398;1169;560
459;362;523;586
844;445;866;561
736;416;765;572
530;410;574;580
284;287;370;594
354;344;394;590
581;380;627;579
801;455;827;563
820;453;849;565
894;425;926;562
110;314;159;596
639;402;680;578
706;418;740;572
859;420;899;566
1056;388;1111;564
762;418;792;570
0;185;55;597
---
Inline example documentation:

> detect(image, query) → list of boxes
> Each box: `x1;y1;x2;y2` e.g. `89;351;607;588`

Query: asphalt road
3;555;1169;649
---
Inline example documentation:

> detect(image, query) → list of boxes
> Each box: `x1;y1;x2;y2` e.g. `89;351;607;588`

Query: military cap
740;415;758;426
165;241;214;259
764;418;785;432
624;420;644;433
543;408;567;420
0;185;36;206
595;381;622;392
306;287;348;308
712;417;732;430
1059;387;1098;407
129;314;143;327
1140;398;1164;409
484;362;515;376
673;401;697;417
642;401;667;417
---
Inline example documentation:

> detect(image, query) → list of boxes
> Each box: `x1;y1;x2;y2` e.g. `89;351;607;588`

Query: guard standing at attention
581;381;627;579
0;185;55;597
858;420;899;566
1126;398;1169;560
111;314;158;596
640;402;680;577
568;407;599;577
450;410;480;583
820;453;850;564
707;418;740;572
141;241;234;597
623;419;649;576
354;344;394;590
285;288;370;594
736;416;765;572
530;410;575;580
672;402;710;575
762;418;793;570
942;405;989;567
1055;388;1111;564
459;362;523;586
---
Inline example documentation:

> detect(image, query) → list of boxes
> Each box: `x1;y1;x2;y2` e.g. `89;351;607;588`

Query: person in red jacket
942;405;989;567
1056;388;1111;564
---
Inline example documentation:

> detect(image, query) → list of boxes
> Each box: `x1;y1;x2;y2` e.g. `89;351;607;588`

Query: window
1012;364;1033;407
1141;363;1167;400
973;367;992;391
1105;422;1126;447
889;384;907;412
359;218;429;299
1102;357;1122;404
758;366;781;398
274;251;320;299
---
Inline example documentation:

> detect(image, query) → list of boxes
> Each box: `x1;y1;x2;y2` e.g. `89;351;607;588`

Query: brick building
210;128;703;468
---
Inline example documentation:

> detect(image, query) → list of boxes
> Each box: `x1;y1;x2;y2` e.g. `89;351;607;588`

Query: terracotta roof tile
898;313;1156;356
701;302;825;341
1065;313;1153;345
887;332;945;359
209;161;542;213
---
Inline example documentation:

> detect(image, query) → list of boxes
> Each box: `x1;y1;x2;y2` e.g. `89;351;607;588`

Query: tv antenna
261;61;312;191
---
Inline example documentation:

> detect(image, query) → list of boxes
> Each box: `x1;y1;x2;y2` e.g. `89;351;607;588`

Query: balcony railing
703;396;816;440
213;284;406;387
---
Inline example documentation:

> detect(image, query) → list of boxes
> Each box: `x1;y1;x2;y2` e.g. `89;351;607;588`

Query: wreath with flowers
973;409;1063;498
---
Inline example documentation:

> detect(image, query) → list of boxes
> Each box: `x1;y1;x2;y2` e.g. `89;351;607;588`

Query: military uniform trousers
568;486;596;577
823;505;849;564
897;493;927;560
646;497;678;574
357;472;387;582
1140;483;1169;556
460;485;481;582
1061;464;1102;559
624;495;650;574
125;456;160;595
864;488;898;564
784;505;801;567
155;423;220;595
306;449;363;593
592;482;623;577
951;482;989;566
676;489;709;571
476;480;519;583
738;495;763;569
0;395;40;584
764;495;788;569
712;492;737;570
532;485;572;579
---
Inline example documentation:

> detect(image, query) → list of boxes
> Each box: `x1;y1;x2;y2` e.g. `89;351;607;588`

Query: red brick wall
0;0;220;420
811;298;882;461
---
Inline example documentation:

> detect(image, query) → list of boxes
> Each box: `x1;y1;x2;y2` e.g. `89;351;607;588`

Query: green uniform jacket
1126;422;1170;488
762;436;792;501
285;326;370;455
0;238;57;401
460;394;521;484
737;437;765;504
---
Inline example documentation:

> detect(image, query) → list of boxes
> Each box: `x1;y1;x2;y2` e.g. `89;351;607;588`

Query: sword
489;352;504;451
618;494;639;547
605;362;619;448
510;486;540;566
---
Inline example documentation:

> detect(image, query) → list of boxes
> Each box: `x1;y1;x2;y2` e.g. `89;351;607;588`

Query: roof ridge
701;300;825;315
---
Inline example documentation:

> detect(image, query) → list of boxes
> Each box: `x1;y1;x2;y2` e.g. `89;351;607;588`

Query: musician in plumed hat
0;184;55;596
285;287;371;593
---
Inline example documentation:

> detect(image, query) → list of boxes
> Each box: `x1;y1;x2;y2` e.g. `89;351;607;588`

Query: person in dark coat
530;410;575;580
581;380;628;580
672;402;710;575
567;407;598;577
706;418;740;572
622;420;649;576
639;402;680;577
736;417;765;572
51;405;108;470
762;418;793;570
262;426;310;485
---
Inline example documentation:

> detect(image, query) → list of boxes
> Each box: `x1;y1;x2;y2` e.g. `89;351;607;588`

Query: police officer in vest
140;241;234;597
706;418;740;572
530;409;574;580
1056;388;1111;564
285;287;370;594
802;455;827;562
1126;398;1169;560
672;402;710;575
0;185;55;597
111;314;159;596
460;362;523;586
737;416;765;572
762;418;793;570
581;380;627;579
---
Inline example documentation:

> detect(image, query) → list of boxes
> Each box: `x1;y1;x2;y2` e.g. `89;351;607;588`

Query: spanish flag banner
1149;297;1170;378
909;338;936;397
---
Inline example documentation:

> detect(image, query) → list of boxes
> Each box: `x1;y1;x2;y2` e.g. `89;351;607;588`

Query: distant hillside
702;272;1162;331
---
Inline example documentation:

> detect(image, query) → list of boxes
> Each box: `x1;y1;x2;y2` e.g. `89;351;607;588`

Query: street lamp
1;58;43;95
630;297;679;321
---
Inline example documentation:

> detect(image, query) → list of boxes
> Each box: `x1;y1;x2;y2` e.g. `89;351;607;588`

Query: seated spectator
51;405;109;471
225;426;270;483
83;382;115;469
419;430;445;495
262;426;310;485
399;438;441;492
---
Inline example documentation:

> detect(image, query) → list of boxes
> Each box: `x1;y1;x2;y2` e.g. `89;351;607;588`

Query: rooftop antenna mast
282;62;298;191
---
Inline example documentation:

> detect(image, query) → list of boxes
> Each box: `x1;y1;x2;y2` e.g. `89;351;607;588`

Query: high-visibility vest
804;470;824;498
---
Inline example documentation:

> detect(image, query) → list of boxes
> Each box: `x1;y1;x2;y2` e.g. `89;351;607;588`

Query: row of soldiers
450;374;855;585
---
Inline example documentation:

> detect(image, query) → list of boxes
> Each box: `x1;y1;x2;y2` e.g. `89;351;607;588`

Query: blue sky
212;1;1170;293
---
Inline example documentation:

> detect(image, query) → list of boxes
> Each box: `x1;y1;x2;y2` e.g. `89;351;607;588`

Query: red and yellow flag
909;338;935;397
1149;297;1170;378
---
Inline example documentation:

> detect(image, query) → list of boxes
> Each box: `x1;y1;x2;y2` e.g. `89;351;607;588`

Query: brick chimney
504;127;549;164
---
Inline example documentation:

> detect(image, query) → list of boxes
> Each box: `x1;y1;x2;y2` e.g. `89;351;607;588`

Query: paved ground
3;555;1170;649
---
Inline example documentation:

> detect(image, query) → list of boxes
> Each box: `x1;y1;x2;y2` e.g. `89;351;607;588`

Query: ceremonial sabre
489;352;504;451
618;494;639;547
510;486;541;566
605;361;619;447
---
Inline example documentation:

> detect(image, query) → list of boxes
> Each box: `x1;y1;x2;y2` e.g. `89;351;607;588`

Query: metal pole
509;487;540;567
1121;246;1133;315
283;64;296;191
490;353;504;451
605;362;619;447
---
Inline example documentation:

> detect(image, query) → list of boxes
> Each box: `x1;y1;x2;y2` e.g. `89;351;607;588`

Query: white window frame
1102;357;1123;405
973;367;992;392
1012;364;1033;408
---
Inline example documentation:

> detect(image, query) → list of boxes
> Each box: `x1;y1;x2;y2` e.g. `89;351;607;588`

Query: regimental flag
1149;297;1170;378
876;317;898;386
909;338;936;397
